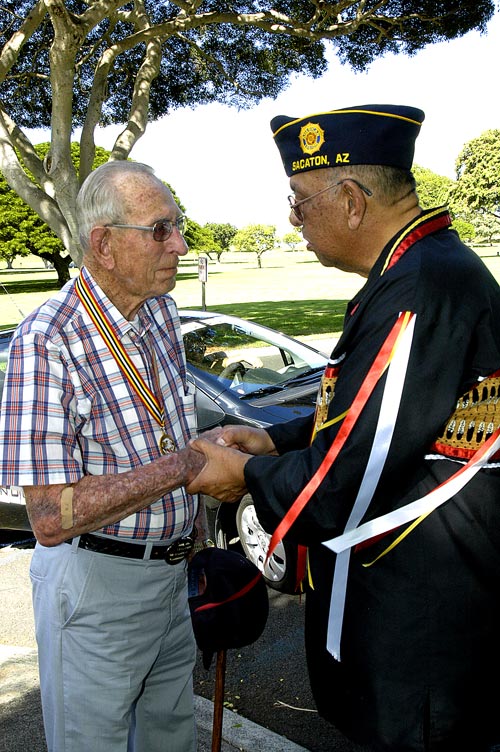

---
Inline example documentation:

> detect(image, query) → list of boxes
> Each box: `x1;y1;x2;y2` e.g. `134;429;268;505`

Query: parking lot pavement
0;545;310;752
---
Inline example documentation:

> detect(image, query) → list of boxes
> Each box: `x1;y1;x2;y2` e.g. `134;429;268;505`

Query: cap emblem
299;122;325;156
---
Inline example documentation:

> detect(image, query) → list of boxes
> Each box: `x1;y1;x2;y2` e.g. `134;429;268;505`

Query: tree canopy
283;228;305;250
233;223;277;267
451;129;500;214
414;164;454;209
447;130;500;244
204;222;238;261
184;221;220;258
0;1;494;268
0;142;110;284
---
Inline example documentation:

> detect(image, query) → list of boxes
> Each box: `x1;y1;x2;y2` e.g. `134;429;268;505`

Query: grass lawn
0;250;362;341
1;245;500;341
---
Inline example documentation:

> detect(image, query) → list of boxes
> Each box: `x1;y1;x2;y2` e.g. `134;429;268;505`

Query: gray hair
329;164;416;205
76;161;158;251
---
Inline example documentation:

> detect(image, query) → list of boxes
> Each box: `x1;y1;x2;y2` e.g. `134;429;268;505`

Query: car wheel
235;494;298;594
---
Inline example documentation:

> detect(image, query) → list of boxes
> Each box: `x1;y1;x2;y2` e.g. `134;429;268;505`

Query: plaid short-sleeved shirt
0;266;198;542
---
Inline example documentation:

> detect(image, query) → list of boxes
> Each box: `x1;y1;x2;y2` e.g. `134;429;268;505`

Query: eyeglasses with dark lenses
288;179;373;223
104;215;187;242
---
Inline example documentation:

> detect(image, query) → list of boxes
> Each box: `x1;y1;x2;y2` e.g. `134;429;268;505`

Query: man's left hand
187;438;249;502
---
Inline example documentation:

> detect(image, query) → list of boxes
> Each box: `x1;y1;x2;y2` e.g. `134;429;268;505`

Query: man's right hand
201;425;277;456
186;438;250;502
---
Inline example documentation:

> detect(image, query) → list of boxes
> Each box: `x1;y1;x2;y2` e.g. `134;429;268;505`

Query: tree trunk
38;251;71;287
51;254;71;287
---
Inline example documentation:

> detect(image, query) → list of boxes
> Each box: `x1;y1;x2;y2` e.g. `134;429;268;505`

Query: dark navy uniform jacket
245;208;500;752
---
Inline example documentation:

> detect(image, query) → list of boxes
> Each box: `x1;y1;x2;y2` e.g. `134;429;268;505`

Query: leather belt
65;532;195;564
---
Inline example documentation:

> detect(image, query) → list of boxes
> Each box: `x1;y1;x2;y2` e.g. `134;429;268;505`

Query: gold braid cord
313;374;338;431
432;375;500;460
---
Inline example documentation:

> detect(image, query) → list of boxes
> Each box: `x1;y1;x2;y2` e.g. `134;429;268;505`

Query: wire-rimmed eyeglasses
288;179;373;223
104;215;187;242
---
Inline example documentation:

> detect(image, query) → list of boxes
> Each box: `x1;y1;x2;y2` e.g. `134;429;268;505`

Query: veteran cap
271;104;425;177
188;547;269;670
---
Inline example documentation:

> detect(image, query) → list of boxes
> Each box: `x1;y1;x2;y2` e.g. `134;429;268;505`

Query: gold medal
159;432;176;454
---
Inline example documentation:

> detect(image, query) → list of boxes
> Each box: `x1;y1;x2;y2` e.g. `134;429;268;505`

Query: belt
65;532;195;564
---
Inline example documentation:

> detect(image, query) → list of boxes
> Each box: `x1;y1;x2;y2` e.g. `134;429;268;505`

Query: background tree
414;164;454;209
233;224;277;268
448;130;500;245
450;217;476;244
450;130;500;215
0;141;192;281
204;222;238;262
469;213;500;246
184;221;220;259
283;229;304;251
0;2;494;272
0;142;109;284
0;175;32;269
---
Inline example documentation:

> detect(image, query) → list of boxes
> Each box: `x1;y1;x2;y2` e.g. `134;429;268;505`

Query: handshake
185;425;277;503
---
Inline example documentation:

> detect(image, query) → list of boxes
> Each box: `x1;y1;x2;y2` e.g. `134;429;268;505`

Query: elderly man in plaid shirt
0;161;208;752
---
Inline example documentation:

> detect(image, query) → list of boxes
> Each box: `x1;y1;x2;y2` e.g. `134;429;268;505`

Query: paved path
0;545;309;752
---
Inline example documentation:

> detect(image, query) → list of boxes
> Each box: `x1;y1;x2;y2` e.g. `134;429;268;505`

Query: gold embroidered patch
313;374;338;433
433;376;500;458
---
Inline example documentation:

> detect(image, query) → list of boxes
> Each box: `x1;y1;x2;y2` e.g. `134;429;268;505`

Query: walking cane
212;648;227;752
188;548;269;752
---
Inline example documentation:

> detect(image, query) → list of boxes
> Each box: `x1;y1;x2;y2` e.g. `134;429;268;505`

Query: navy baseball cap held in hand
271;104;425;177
188;547;269;670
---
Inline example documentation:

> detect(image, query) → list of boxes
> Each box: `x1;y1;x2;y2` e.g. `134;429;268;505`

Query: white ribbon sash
324;314;416;659
323;304;500;659
324;429;500;557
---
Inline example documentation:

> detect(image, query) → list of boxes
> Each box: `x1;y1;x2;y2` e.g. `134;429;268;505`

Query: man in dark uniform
188;105;500;752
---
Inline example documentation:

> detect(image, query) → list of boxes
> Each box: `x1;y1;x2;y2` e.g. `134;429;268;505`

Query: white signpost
198;256;208;310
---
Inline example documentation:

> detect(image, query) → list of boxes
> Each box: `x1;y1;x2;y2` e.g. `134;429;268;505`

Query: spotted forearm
24;446;207;547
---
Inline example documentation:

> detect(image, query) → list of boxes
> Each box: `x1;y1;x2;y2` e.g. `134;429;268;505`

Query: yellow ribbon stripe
362;510;433;567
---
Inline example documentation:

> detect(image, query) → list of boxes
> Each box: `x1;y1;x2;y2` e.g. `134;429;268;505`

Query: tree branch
0;0;47;85
0;104;47;188
0;0;494;271
0;107;71;246
174;31;262;98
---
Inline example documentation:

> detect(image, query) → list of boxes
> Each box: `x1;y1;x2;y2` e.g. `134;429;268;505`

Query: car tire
235;493;298;595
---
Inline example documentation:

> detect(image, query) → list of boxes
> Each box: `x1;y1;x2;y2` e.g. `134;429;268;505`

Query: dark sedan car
0;310;328;592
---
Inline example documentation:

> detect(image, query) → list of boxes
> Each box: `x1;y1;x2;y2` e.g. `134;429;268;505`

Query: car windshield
181;314;327;396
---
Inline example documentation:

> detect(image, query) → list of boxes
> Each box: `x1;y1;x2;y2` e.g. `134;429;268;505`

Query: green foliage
0;2;494;128
282;229;304;251
413;132;500;246
184;221;220;258
0;1;328;129
0;143;107;284
0;147;68;279
470;213;500;245
451;130;500;214
205;223;238;261
450;218;475;243
233;224;277;268
414;164;454;209
0;1;494;270
0;183;33;267
331;0;494;70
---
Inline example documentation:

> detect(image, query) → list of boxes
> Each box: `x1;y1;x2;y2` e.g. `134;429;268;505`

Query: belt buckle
163;535;195;565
